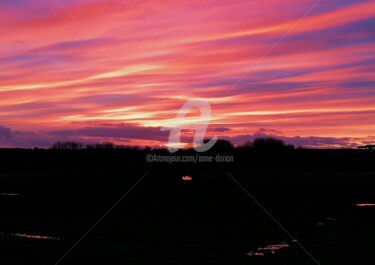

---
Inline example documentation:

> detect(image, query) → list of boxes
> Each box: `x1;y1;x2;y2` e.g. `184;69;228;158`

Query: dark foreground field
0;148;374;264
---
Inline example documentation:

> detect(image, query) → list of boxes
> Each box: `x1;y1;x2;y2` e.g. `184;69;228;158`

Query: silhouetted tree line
87;142;115;149
51;141;84;150
1;137;373;174
51;141;142;150
50;137;294;151
244;138;294;151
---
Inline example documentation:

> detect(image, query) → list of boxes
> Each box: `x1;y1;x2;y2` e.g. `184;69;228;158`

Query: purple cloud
0;124;370;149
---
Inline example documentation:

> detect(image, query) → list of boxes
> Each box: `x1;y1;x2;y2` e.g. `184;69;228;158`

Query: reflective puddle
0;193;20;196
356;203;375;207
246;242;290;257
182;175;193;181
0;232;59;240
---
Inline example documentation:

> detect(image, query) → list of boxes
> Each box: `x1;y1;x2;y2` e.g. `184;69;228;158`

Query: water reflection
316;217;336;227
246;242;290;257
0;232;59;240
356;203;375;207
182;175;193;181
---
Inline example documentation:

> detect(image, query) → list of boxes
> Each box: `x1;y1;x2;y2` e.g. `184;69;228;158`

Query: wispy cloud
1;0;374;147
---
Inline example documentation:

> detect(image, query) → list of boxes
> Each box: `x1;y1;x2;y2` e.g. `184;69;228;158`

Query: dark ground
0;148;374;264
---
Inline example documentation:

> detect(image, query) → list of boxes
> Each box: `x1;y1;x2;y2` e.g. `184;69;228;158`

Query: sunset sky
1;0;375;148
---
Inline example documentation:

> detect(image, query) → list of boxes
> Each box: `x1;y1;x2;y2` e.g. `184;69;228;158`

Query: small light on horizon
182;175;193;181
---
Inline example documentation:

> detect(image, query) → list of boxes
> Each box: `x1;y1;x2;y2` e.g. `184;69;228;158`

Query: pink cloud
1;0;375;147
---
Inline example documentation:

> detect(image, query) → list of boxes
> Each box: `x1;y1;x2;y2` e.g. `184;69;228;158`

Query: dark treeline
0;137;373;176
50;138;295;151
51;141;142;150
